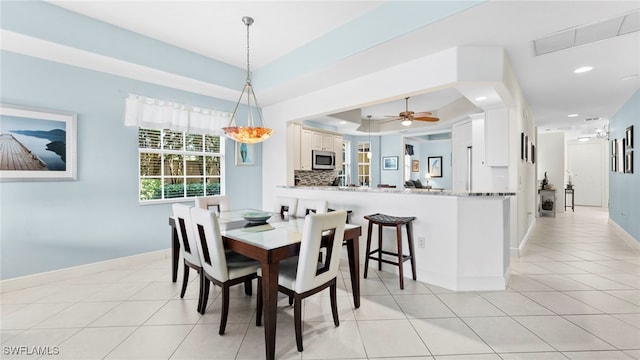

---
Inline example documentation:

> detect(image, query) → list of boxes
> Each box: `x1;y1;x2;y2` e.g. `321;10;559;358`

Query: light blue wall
420;140;452;189
609;90;640;241
343;134;380;187
0;51;262;279
380;134;404;187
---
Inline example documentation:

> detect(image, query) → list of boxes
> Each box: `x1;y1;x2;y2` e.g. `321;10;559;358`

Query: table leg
171;223;179;283
261;261;279;360
346;236;360;308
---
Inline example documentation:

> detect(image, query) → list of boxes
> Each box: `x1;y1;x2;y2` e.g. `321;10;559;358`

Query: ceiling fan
383;97;439;126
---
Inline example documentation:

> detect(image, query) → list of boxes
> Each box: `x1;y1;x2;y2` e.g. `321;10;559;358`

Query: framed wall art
428;156;443;177
382;156;398;170
626;125;634;149
0;103;77;181
235;142;255;166
625;151;634;174
412;160;419;172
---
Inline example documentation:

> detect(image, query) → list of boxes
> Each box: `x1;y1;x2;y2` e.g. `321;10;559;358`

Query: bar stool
363;213;417;289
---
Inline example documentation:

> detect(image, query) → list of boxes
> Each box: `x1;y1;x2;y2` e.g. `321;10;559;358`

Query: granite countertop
278;186;515;197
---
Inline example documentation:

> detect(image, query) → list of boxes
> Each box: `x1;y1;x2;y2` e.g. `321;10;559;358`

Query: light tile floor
1;207;639;359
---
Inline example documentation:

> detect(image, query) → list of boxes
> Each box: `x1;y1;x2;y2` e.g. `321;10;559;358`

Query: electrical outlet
418;237;425;248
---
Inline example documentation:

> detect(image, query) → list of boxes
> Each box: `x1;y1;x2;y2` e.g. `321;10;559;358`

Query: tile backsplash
295;170;337;186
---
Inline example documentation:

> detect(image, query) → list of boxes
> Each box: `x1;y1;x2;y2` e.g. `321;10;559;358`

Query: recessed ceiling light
574;66;593;73
339;121;347;125
568;114;579;118
475;96;487;101
577;137;591;142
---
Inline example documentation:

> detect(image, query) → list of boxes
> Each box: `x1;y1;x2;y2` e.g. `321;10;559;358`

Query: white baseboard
0;249;171;293
511;218;536;257
608;219;640;251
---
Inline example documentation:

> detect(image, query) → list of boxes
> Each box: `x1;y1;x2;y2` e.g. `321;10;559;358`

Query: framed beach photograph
382;156;398;170
412;160;419;172
428;156;443;178
0;103;77;181
235;142;255;166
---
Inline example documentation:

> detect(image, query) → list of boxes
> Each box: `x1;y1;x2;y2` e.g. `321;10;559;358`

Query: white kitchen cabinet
322;133;334;151
287;124;342;172
311;131;323;151
334;135;343;170
301;129;312;170
485;108;509;166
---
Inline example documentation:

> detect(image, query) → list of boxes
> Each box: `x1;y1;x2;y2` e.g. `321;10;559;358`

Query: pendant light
222;16;273;144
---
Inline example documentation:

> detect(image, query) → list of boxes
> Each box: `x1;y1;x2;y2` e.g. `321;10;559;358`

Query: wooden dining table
168;209;361;360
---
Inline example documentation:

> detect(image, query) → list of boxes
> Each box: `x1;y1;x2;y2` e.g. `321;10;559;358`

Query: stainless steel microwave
312;150;336;170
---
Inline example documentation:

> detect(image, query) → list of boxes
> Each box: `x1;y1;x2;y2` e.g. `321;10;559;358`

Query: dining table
168;209;362;360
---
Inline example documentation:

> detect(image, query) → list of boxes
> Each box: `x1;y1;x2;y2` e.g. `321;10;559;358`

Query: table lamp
425;173;432;189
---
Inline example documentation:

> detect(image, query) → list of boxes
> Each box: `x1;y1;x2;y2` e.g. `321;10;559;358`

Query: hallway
1;206;638;359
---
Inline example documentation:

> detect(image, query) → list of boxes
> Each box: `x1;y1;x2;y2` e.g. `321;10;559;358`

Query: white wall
567;139;609;207
537;132;566;212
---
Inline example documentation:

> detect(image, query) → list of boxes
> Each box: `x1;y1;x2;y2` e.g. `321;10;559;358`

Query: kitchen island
273;186;515;291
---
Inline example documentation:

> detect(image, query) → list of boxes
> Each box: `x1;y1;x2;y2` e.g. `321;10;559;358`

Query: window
337;140;351;186
357;141;371;186
138;128;224;202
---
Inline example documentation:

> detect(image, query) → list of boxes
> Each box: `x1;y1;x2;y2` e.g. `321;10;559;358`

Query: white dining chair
275;196;298;217
190;207;260;335
295;198;327;218
172;204;205;312
195;195;230;212
256;210;347;352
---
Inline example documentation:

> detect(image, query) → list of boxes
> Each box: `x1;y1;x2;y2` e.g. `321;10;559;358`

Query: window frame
138;128;225;204
357;141;371;187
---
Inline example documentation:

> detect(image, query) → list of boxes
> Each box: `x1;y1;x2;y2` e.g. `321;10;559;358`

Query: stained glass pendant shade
222;16;273;144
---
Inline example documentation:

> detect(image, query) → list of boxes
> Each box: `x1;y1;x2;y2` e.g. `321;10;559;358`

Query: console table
539;189;557;217
565;187;574;212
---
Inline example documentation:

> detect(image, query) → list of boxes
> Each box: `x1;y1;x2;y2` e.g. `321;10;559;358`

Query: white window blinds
124;94;231;135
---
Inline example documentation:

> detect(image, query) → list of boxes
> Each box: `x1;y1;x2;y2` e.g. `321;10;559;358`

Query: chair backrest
294;211;347;293
275;196;298;217
190;207;229;282
295;198;328;218
195;195;230;212
172;204;201;267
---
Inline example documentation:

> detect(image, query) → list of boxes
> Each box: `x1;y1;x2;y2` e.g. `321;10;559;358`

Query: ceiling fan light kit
383;97;440;126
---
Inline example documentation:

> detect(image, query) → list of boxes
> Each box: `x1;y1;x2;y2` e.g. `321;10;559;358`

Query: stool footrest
367;249;413;266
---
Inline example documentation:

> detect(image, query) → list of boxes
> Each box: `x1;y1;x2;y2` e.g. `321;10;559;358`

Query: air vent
584;117;601;122
533;10;640;56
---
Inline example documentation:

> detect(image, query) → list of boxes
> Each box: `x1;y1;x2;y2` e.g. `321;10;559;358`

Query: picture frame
412;160;419;172
520;133;525;161
524;135;529;162
531;143;536;164
617;138;625;173
382;156;398;170
428;156;443;178
611;139;618;172
625;150;634;174
0;103;77;181
626;125;634;149
235;142;255;166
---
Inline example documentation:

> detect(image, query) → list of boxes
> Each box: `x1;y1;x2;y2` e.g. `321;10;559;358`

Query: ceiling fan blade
413;111;433;117
381;118;401;123
414;116;440;122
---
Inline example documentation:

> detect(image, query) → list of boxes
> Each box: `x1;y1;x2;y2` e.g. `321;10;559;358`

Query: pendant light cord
246;22;251;83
